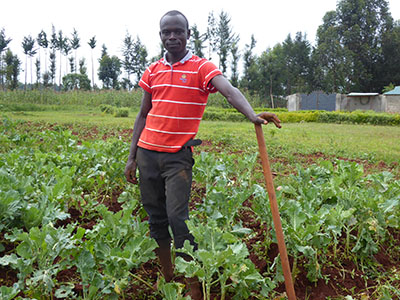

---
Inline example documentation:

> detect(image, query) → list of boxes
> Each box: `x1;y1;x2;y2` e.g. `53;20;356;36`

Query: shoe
185;277;202;300
155;239;174;282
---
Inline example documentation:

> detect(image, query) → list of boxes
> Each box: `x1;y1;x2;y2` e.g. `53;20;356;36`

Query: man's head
159;10;190;57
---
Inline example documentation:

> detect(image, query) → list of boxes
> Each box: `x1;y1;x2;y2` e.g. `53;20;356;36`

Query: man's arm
210;75;281;128
124;90;152;184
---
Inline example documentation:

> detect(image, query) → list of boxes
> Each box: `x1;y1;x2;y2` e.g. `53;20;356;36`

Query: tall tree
70;28;80;73
69;56;75;73
281;32;311;94
49;50;57;88
215;10;239;74
63;39;72;74
206;11;218;60
4;49;21;90
98;44;121;89
88;36;97;89
336;0;393;91
240;35;257;91
79;58;87;75
22;35;36;90
312;10;351;93
121;31;134;89
35;58;41;88
230;40;240;87
378;20;400;88
0;28;12;90
190;24;206;57
131;36;148;87
37;30;49;75
56;30;67;86
257;45;287;106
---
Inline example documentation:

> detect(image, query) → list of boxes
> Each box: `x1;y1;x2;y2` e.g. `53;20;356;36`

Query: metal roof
384;86;400;95
348;92;379;97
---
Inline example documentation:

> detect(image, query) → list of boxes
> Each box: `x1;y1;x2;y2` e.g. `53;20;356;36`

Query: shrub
114;108;129;118
99;104;115;114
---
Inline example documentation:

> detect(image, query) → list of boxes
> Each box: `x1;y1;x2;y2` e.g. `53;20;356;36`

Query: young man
124;10;281;298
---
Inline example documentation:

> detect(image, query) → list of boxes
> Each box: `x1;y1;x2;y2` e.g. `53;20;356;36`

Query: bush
99;104;115;114
114;108;129;118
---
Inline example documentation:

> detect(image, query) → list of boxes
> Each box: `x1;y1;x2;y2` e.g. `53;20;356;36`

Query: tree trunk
91;51;94;89
25;55;28;91
270;75;275;108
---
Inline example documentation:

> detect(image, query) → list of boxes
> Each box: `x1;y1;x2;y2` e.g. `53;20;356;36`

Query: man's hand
254;112;282;128
124;159;138;184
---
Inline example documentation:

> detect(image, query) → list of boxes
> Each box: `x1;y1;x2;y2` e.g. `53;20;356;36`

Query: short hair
160;10;189;30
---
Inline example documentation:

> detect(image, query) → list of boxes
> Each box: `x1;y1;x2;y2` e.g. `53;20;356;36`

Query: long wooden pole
254;124;296;300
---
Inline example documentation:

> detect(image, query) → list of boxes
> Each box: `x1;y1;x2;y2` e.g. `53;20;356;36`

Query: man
124;10;281;299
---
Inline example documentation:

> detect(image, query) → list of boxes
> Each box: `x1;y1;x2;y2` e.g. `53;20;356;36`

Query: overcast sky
2;0;400;84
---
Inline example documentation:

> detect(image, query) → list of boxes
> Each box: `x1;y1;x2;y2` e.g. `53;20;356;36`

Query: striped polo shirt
138;51;222;152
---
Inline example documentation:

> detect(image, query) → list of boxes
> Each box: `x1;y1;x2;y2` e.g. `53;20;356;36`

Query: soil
2;123;399;299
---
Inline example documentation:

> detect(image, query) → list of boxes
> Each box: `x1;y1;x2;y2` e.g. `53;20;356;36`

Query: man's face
159;14;190;56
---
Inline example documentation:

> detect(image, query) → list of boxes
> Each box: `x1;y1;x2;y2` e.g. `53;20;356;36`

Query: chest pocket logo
179;74;187;83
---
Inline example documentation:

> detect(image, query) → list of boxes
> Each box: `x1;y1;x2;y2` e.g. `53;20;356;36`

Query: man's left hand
254;112;282;128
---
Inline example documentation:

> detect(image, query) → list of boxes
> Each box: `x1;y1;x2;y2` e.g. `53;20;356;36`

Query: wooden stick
254;124;296;300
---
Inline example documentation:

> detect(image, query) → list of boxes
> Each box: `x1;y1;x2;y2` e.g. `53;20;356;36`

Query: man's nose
169;32;177;39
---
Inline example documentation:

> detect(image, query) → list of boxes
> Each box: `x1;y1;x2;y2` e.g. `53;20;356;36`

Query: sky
2;0;400;85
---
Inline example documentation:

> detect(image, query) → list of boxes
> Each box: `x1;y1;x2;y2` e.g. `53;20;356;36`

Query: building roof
348;92;379;97
384;86;400;95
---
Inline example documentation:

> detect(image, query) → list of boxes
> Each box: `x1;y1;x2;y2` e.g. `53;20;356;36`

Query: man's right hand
124;159;138;184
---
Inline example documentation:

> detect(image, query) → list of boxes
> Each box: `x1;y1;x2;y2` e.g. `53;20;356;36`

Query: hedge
202;108;400;126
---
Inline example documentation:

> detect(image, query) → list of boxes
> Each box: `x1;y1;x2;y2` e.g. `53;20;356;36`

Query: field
1;107;400;300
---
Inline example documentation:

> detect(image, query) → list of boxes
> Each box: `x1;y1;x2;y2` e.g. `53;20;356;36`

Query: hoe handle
254;124;296;300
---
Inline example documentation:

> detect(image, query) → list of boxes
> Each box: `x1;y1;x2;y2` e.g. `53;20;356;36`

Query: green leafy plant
175;219;275;300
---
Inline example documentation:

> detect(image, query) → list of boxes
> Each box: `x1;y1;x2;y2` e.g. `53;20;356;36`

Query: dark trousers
136;147;196;249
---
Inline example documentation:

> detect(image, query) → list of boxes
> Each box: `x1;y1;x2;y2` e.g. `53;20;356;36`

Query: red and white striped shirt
138;52;222;152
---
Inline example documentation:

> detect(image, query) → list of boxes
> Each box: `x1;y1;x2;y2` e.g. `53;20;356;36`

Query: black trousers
136;146;196;249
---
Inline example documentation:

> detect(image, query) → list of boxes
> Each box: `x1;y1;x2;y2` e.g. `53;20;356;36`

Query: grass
197;120;400;163
4;109;400;168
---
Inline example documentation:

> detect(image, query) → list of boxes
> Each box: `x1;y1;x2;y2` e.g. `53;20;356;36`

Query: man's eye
162;31;170;35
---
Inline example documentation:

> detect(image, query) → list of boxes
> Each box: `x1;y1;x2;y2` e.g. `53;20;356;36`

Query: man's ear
187;29;191;40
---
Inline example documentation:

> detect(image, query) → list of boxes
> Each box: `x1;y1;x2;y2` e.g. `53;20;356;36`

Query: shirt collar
162;50;193;66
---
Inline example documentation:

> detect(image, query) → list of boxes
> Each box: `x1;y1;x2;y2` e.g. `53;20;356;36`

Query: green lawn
5;109;400;166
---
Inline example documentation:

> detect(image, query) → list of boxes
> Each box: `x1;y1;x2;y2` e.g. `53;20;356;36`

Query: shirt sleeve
139;66;152;94
199;60;223;93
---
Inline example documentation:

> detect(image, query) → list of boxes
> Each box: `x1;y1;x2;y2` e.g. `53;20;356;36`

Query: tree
336;0;393;92
49;50;57;88
35;58;41;88
88;36;97;89
63;39;72;74
0;28;12;90
230;41;240;87
22;35;37;90
190;24;206;58
281;32;311;95
257;45;287;106
121;31;134;89
4;49;20;90
377;20;400;88
131;36;148;87
206;11;218;60
215;11;239;74
69;56;75;73
70;28;80;73
62;73;91;91
79;58;87;75
56;30;67;86
98;44;121;89
37;30;48;75
240;35;257;91
312;10;351;93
